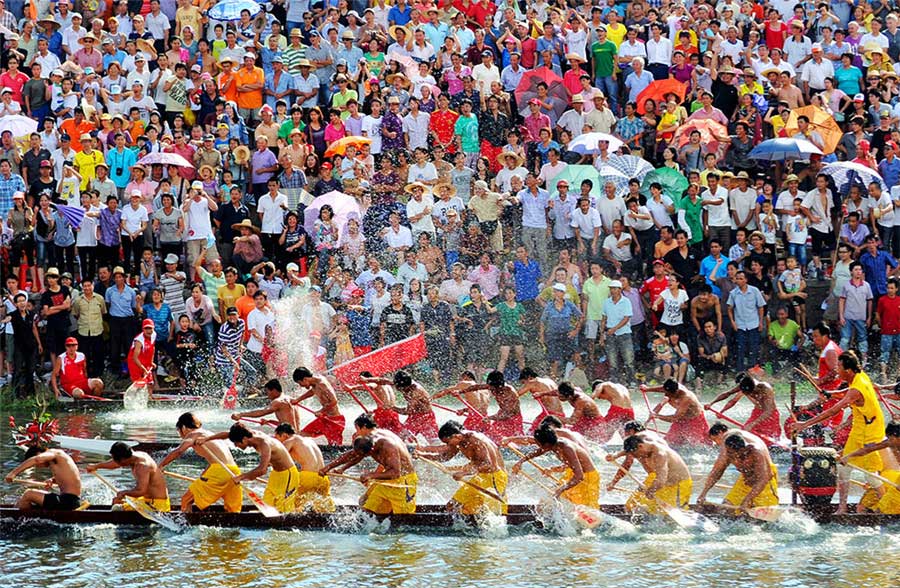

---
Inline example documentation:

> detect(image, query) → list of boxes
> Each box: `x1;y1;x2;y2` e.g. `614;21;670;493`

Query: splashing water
768;507;820;536
270;293;317;377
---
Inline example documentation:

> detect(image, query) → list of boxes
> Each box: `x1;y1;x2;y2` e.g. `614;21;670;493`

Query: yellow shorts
363;472;418;515
450;470;508;515
561;469;601;508
295;470;335;513
189;463;243;513
124;497;172;512
626;473;692;514
263;466;300;513
725;463;779;508
859;469;900;513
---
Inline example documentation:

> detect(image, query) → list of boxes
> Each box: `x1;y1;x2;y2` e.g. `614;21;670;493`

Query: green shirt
454;114;480;153
677;195;705;245
199;267;227;306
278;119;307;143
496;301;526;336
768;319;800;350
591;40;617;78
582;276;611;321
331;89;359;120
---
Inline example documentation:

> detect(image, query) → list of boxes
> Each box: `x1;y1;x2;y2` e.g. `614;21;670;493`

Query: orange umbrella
783;106;841;155
636;79;687;114
324;136;372;158
674;118;729;153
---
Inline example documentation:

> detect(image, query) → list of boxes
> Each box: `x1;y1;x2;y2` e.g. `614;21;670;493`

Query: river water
2;395;899;588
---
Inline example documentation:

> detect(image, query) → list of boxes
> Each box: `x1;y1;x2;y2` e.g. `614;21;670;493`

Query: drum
795;447;837;508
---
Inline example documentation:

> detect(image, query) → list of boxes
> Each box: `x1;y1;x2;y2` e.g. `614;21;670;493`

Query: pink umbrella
138;152;194;168
303;190;362;240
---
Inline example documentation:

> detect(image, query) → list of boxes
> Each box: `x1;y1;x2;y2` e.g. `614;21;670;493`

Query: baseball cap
40;160;52;168
142;318;155;329
226;307;239;316
609;280;623;288
286;262;299;272
65;337;78;346
191;180;204;190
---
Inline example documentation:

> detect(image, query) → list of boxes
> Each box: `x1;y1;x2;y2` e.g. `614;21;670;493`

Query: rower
320;434;418;515
708;422;741;446
417;420;508;515
351;370;402;434
514;425;600;507
87;442;171;512
619;433;692;513
643;379;711;447
5;446;82;510
788;351;886;514
591;380;635;436
460;370;524;443
197;423;300;513
273;423;334;513
366;371;438;441
696;430;779;511
51;337;104;399
705;373;782;440
433;371;489;432
157;412;243;513
554;381;608;441
292;367;346;446
501;414;590;451
840;421;900;514
231;378;302;431
605;421;663;491
516;368;565;433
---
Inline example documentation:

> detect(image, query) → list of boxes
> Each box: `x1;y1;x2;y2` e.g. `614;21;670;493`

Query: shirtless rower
273;423;334;512
197;423;300;513
514;425;601;506
788;351;886;514
350;370;403;434
696;430;779;511
605;421;664;491
321;433;418;514
417;420;508;515
501;414;590;453
460;370;523;443
552;381;608;442
840;421;900;514
157;412;244;513
708;422;740;446
618;433;692;513
231;379;301;431
644;379;711;446
51;337;104;399
517;368;565;433
87;442;171;511
591;380;635;433
706;373;782;440
5;446;82;510
433;371;489;432
367;371;438;440
292;367;346;446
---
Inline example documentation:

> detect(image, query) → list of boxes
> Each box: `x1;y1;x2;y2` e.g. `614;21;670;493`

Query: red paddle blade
222;384;238;410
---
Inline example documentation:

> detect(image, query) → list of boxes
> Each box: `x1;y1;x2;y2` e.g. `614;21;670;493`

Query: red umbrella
673;119;729;153
636;79;687;114
514;67;570;122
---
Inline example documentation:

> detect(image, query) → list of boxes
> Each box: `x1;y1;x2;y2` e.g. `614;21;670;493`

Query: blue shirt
602;296;633;335
106;147;138;189
878;157;900;191
264;71;295;110
423;22;449;52
699;254;727;296
388;5;412;25
541;299;582;335
859;248;898;296
517;187;550;229
103;50;128;72
0;172;26;217
144;303;173;341
105;284;138;318
625;70;655;102
727;285;766;330
512;259;542;301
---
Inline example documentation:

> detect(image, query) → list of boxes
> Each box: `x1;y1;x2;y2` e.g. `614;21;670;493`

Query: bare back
458;432;505;473
553;437;596;474
45;449;82;496
185;429;238;467
251;434;296;472
372;435;415;476
282;434;325;471
132;451;169;500
312;376;341;417
594;382;633;409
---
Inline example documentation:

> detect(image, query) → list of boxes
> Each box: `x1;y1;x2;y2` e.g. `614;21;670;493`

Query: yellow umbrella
783;105;842;155
324;136;372;158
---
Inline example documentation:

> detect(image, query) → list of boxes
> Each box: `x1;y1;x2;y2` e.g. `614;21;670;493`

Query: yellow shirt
738;81;764;96
846;371;886;472
72;292;107;337
73;149;104;190
606;23;626;48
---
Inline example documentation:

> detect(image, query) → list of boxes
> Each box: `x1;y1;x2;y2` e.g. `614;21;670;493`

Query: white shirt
246;307;275;353
120;203;149;235
659;287;689;326
646;195;674;227
495;166;527;193
185;197;214;240
729;187;758;230
406;196;436;236
402;112;431;150
62;26;86;54
538;161;568;187
361;114;383;154
77;205;100;247
617;39;647;61
257;192;287;234
889;187;900;227
702;186;730;227
383;224;413;249
624;205;655;232
471;63;500;93
596;196;626;233
556;109;586;135
775;189;802;230
407;162;437;185
800;58;834;89
646;37;673;66
570;206;602;237
801;188;834;233
565;28;588;61
720;38;745;63
145;12;171;39
603;233;633;261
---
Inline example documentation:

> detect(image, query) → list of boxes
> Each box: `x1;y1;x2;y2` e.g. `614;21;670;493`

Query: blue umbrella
207;0;261;21
56;204;86;229
821;161;888;197
748;138;823;161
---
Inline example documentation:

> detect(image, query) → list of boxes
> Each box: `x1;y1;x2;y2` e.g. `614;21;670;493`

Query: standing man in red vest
128;319;157;385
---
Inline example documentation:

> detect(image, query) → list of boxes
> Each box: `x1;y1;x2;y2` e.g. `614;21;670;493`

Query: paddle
11;477;56;489
717;502;794;522
431;402;466;415
705;406;789;450
162;471;195;483
294;402;346;428
240;417;279;427
202;452;281;518
416;455;505;503
639;385;662;432
341;385;373;413
91;471;181;531
507;444;562;483
328;472;414;489
222;363;240;410
62;392;112;402
844;463;900;491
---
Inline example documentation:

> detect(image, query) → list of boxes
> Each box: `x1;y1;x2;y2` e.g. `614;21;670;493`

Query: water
3;395;900;588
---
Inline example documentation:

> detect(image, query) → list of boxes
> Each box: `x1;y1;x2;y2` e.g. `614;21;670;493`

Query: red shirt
59;351;89;394
429;109;460;152
640;276;668;306
0;71;29;103
467;1;494;27
878;294;900;335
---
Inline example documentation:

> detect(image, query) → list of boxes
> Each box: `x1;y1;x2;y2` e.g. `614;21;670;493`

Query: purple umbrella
138;152;194;168
56;204;86;229
303;191;361;240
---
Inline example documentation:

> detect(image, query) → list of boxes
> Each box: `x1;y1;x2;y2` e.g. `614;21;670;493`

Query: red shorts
746;406;782;440
373;407;404;434
301;414;346;446
572;415;609;442
486;414;524;443
463;412;488;433
605;405;635;426
529;407;565;433
665;413;711;447
404;410;438;439
61;378;90;397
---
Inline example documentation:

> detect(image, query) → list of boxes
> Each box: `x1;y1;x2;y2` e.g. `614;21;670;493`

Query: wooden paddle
11;477;56;489
705;406;789;450
507;444;562;483
328;472;414;489
845;463;900;491
162;471;195;483
341;385;372;413
416;455;505;503
203;453;281;518
91;471;181;531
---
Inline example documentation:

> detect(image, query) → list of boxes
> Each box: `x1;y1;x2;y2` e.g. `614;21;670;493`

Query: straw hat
199;164;217;177
136;39;156;54
864;45;886;61
233;145;251;164
231;219;260;233
388;25;409;40
565;52;584;62
497;150;524;167
386;72;410;88
433;182;457;198
297;58;316;70
78;33;98;46
404;181;429;194
38;17;60;29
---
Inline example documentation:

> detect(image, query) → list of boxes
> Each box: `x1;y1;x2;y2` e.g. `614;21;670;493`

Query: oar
240;417;278;427
431;402;465;415
328;472;413;489
705;406;789;450
222;363;240;410
873;387;898;420
162;471;195;483
717;502;794;522
64;392;112;402
203;453;281;517
507;443;561;483
294;402;346;428
416;455;505;503
845;463;900;491
11;477;56;489
339;384;372;413
91;471;181;531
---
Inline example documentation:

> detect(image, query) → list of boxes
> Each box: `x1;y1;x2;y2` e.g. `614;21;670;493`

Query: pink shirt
467;264;501;300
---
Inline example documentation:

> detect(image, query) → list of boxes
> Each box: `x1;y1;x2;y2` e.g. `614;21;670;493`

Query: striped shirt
214;320;245;367
159;272;187;321
283;45;307;75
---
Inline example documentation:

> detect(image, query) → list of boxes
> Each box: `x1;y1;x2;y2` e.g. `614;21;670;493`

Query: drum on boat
794;447;837;508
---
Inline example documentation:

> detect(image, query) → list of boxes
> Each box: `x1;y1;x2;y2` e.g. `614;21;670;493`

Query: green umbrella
640;167;689;201
548;165;602;200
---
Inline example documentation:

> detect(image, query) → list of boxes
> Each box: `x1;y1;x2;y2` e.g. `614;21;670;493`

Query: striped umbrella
55;204;86;229
605;155;655;182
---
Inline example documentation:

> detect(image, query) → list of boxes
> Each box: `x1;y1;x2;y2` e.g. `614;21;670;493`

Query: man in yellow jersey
696;430;779;511
789;351;887;514
273;423;334;513
516;425;600;507
158;412;243;513
87;442;171;512
840;421;900;514
416;420;508;515
614;433;692;514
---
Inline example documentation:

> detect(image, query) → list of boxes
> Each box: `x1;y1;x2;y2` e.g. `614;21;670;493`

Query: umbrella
207;0;261;21
636;79;687;114
783;105;842;155
568;132;624;155
597;166;631;197
55;204;86;229
748;138;823;161
514;68;570;122
605;155;654;182
138;152;194;168
324;136;373;158
548;165;602;200
674;118;729;153
385;51;420;80
0;114;38;137
303;190;362;239
820;161;888;196
640;167;689;201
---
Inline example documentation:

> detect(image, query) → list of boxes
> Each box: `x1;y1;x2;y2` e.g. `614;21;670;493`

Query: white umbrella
821;161;888;196
568;132;624;155
597;166;631;197
0;114;38;138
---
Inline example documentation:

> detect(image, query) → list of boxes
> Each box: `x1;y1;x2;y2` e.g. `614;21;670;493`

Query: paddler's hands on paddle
85;464;99;473
3;473;14;483
696;492;708;506
112;491;128;504
606;482;619;492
